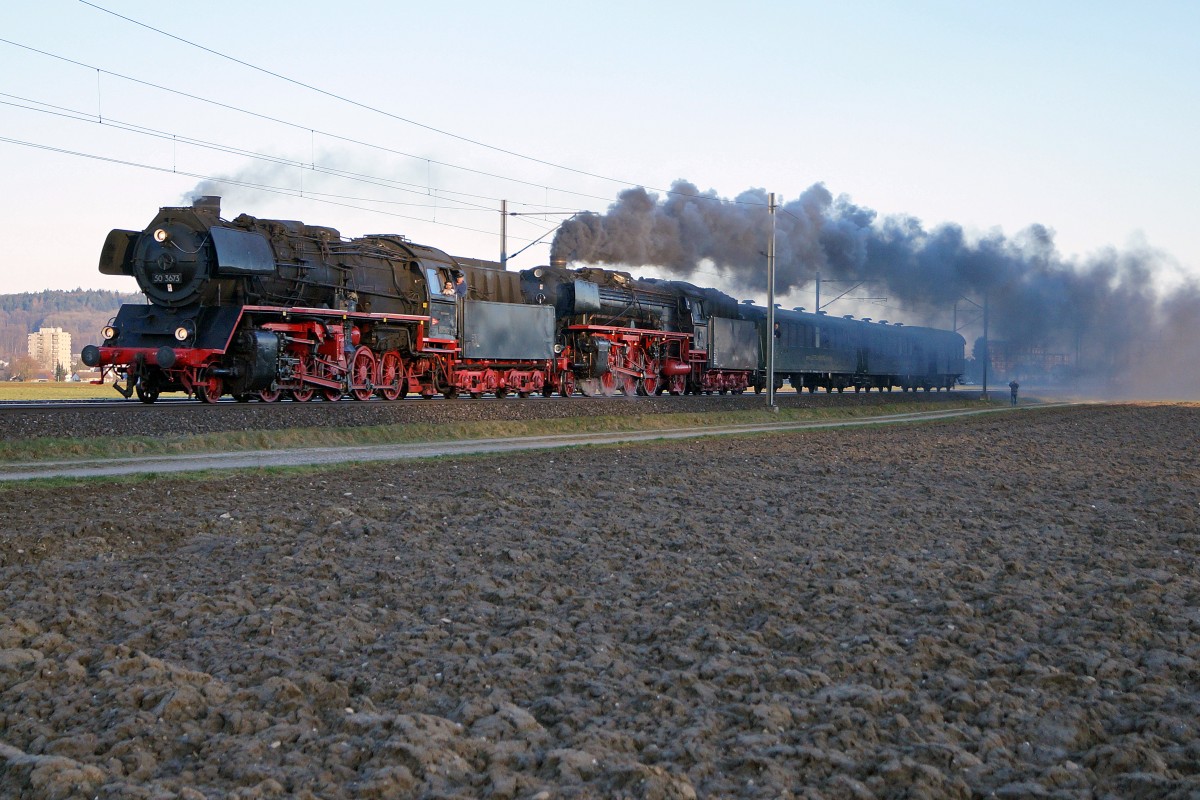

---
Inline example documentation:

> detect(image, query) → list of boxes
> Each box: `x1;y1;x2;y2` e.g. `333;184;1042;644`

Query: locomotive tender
82;197;964;402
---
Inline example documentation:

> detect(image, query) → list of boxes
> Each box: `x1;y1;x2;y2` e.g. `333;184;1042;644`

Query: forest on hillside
0;290;140;363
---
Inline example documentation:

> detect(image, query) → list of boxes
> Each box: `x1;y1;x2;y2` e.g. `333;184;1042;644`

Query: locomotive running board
243;305;428;325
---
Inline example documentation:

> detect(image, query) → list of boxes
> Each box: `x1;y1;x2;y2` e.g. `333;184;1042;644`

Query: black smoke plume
551;180;1200;397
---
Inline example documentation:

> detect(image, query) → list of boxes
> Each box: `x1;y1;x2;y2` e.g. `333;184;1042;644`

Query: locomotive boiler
82;196;537;402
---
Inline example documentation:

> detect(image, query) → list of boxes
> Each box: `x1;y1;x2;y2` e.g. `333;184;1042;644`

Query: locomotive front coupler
114;373;136;399
114;355;148;399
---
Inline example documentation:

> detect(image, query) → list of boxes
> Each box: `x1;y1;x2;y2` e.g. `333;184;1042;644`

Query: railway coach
738;303;965;393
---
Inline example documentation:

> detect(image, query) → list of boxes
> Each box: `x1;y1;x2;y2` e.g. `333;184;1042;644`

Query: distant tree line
0;289;140;374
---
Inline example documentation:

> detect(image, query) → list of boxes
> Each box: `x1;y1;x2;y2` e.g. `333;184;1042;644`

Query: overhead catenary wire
0;8;802;288
79;1;660;195
73;4;773;210
0;134;570;246
0;36;777;256
0;37;617;210
0;91;573;230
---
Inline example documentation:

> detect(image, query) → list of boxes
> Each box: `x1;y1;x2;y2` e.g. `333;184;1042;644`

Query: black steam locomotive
83;197;964;402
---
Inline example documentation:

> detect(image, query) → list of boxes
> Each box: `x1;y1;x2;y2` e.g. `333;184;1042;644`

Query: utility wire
2;37;772;216
79;0;656;192
74;2;771;209
0;93;463;212
0;135;574;248
0;91;574;230
778;207;807;225
0;37;617;209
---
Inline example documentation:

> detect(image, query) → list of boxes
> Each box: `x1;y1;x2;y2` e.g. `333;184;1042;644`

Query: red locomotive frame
92;305;750;403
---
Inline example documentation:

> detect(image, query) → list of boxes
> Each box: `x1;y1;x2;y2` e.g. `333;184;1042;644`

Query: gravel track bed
0;391;976;441
0;403;1197;799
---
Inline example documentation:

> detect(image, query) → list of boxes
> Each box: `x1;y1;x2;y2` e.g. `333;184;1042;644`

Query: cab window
425;268;456;297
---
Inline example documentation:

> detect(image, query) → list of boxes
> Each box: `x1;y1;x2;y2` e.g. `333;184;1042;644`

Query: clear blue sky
2;0;1197;310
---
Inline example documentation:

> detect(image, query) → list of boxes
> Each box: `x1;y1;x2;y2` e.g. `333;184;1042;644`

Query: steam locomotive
82;197;964;402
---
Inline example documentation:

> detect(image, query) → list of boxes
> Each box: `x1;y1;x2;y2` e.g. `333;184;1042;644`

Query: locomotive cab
428;296;458;340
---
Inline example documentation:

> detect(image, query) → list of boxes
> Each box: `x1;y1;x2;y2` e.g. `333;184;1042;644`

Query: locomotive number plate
153;273;182;284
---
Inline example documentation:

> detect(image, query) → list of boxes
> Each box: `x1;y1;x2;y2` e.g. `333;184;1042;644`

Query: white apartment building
27;327;73;373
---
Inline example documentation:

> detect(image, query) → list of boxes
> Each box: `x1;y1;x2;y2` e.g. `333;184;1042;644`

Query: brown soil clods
1;404;1198;798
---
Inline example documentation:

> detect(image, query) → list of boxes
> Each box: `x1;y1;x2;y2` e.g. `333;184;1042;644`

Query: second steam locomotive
82;197;964;402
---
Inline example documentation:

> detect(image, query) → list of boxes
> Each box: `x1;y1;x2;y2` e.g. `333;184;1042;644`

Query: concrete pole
500;199;508;268
767;192;777;408
813;271;823;354
981;291;989;400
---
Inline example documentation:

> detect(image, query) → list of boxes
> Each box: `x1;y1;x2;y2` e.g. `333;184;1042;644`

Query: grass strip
0;399;991;465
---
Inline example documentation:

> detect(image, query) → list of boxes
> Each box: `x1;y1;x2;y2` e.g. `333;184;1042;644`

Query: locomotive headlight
102;325;117;340
153;228;169;243
174;326;190;342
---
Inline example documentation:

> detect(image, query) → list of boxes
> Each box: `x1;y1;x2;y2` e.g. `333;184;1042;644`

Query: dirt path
1;403;1197;798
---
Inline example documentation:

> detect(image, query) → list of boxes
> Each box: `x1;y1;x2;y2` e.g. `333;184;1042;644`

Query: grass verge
0;399;992;465
0;383;116;401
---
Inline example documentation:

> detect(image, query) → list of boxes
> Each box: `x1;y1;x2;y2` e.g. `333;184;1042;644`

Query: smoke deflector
211;227;275;275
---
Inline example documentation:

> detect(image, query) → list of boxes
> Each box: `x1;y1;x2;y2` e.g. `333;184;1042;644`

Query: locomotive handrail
567;324;691;340
245;305;428;324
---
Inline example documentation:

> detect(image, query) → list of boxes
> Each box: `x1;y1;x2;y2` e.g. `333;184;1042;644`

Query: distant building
27;327;73;374
74;368;112;384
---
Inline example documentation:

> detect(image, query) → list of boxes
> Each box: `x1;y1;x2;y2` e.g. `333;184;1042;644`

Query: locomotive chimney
192;195;221;218
550;255;567;269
